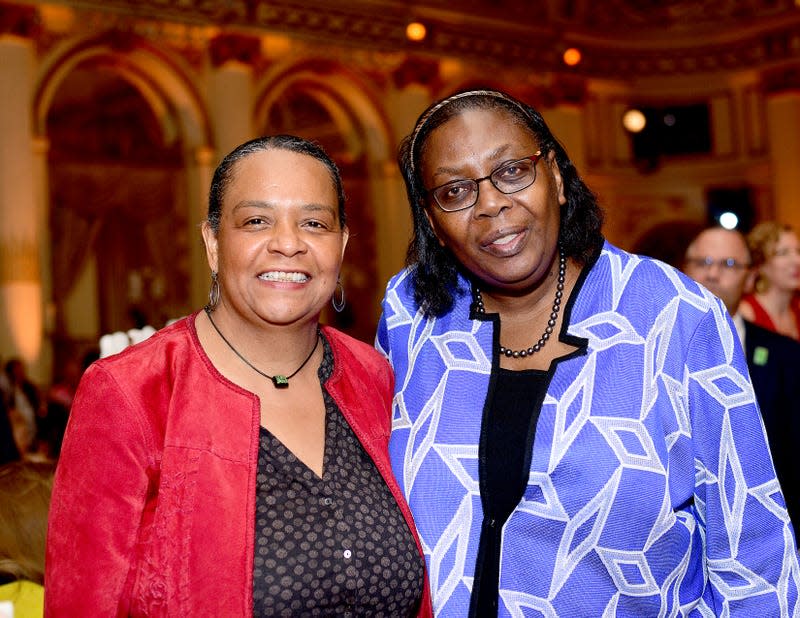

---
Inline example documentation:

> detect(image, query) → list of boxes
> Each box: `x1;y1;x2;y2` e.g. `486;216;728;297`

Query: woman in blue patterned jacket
376;88;799;617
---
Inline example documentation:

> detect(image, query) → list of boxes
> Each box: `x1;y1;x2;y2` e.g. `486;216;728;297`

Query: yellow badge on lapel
753;346;769;366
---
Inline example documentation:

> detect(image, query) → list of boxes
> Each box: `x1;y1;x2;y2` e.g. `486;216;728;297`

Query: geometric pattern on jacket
377;241;800;617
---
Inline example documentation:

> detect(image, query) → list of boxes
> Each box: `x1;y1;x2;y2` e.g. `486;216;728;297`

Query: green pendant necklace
205;307;320;389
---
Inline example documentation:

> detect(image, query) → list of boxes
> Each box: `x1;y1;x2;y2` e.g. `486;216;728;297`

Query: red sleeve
45;363;157;616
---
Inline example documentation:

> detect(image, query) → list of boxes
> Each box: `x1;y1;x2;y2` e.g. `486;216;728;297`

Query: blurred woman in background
739;221;800;340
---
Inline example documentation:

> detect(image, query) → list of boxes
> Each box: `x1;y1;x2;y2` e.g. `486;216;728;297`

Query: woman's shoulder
94;315;195;367
322;326;384;362
84;314;203;393
584;242;717;316
321;326;391;379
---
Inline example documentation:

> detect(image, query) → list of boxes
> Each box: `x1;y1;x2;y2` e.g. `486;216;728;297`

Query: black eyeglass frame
425;151;544;212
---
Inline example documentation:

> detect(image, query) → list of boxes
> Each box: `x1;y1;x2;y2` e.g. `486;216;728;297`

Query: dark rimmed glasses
426;151;543;212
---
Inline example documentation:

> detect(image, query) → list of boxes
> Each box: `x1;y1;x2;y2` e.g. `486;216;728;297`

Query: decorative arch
253;59;396;342
32;32;214;351
32;33;211;148
254;58;393;162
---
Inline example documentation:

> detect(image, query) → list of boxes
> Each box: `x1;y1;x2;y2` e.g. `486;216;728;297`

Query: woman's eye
445;184;469;199
498;163;526;179
303;219;333;230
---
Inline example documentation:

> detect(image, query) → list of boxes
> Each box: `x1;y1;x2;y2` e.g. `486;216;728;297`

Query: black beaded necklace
204;307;320;389
475;250;567;358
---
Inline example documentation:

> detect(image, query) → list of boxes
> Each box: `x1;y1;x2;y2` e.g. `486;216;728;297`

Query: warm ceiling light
562;47;581;66
406;21;427;42
622;108;647;133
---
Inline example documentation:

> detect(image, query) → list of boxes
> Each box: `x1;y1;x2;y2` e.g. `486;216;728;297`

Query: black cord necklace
475;250;567;358
204;307;320;389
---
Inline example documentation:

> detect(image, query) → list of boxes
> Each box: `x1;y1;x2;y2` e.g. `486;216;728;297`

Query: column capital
763;65;800;96
209;33;261;68
0;4;40;39
391;56;440;90
193;145;216;166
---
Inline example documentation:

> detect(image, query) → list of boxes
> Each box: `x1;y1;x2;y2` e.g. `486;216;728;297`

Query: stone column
765;91;800;231
377;85;433;293
187;146;216;310
0;12;47;380
208;33;259;157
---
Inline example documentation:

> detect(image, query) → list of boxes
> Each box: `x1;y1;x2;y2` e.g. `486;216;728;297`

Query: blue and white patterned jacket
377;241;800;617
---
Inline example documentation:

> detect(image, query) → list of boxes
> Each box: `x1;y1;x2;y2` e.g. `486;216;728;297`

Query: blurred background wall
1;0;799;383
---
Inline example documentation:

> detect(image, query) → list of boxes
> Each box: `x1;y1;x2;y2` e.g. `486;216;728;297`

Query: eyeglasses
426;151;543;212
685;257;751;271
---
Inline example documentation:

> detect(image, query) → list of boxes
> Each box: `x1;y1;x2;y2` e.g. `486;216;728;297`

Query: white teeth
492;233;518;245
259;271;308;282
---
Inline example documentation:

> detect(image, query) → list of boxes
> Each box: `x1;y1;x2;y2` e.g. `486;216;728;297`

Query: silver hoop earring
207;271;220;311
331;278;346;313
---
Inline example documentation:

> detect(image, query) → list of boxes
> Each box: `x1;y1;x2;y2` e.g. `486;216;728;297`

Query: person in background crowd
739;221;800;340
683;224;800;528
0;460;55;618
377;88;798;616
41;356;83;459
2;360;41;458
0;396;20;466
45;135;430;616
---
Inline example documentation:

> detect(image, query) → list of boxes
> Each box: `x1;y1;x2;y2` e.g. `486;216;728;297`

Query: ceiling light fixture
562;47;581;66
622;108;647;133
406;21;426;42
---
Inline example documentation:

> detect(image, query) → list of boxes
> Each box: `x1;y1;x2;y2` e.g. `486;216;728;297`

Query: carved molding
4;0;800;81
8;0;798;79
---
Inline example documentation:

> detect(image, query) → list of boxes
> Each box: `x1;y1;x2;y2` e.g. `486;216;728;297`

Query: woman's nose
267;220;306;255
471;178;510;218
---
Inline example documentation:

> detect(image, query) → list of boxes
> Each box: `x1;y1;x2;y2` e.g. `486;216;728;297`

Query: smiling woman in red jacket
44;135;431;617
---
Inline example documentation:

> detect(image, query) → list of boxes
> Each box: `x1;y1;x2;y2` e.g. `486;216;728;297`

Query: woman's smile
480;226;528;257
257;270;309;283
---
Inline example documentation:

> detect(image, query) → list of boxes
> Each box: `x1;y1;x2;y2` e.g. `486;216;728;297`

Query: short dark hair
398;89;604;317
207;134;346;232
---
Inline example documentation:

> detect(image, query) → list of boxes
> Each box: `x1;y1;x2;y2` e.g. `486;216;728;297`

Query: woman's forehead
225;150;336;204
422;109;537;162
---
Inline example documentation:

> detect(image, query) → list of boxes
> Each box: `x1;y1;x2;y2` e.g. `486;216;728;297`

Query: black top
469;367;552;617
252;335;424;616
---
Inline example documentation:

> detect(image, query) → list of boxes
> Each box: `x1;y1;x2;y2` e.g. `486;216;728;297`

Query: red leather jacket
45;314;432;617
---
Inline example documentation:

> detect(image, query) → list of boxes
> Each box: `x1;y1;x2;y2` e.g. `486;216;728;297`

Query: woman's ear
340;225;350;261
547;151;566;206
201;221;219;273
423;204;446;248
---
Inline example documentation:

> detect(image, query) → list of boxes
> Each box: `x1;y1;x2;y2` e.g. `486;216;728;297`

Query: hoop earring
207;271;220;311
331;278;346;313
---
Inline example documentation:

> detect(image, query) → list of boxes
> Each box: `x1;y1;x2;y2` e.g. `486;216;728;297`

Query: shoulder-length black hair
398;89;604;317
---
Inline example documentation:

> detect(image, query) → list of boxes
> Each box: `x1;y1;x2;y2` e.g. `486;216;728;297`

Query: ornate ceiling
3;0;800;79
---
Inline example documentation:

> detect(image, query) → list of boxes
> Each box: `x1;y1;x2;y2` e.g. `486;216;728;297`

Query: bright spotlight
406;21;426;42
718;211;739;230
622;109;647;133
562;47;582;66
